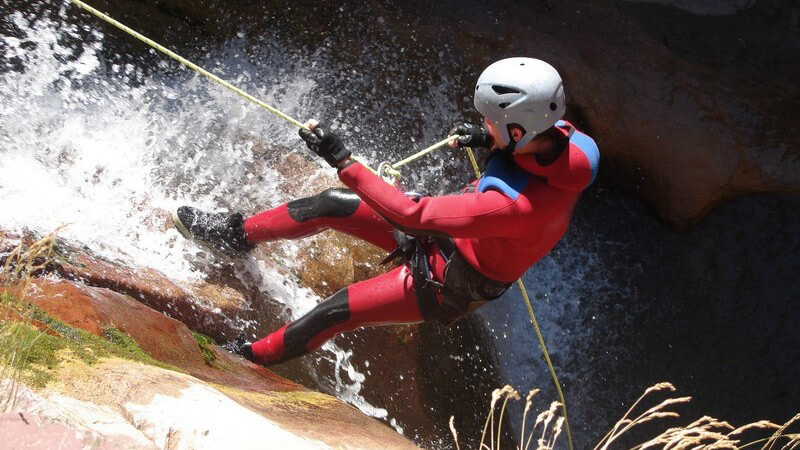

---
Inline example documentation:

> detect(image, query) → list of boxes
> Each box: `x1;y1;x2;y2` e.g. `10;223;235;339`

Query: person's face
482;118;507;149
482;118;526;151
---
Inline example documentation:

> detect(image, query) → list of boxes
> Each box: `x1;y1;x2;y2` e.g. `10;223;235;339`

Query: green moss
192;331;217;366
3;324;65;387
1;302;180;388
213;383;337;410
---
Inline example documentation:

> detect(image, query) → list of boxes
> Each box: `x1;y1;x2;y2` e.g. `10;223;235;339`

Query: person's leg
174;188;396;254
249;265;421;365
244;188;396;251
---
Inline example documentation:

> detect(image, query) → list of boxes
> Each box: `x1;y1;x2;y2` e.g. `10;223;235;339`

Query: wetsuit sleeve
338;162;523;238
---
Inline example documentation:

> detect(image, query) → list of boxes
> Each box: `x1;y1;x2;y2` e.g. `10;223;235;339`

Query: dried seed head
729;420;781;435
644;382;676;395
448;415;460;450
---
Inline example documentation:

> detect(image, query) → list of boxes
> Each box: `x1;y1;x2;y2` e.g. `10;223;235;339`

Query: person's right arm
337;161;523;239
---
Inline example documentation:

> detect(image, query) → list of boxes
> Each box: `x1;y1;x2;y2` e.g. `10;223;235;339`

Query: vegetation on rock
2;291;177;388
1;230;179;408
191;331;217;366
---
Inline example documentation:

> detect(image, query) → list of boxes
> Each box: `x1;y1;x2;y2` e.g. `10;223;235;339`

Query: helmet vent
549;102;557;111
498;102;511;109
491;85;521;95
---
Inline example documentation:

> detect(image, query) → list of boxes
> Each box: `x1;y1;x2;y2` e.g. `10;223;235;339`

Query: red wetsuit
244;120;599;364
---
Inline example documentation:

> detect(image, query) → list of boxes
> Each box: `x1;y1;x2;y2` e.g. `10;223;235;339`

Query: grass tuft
192;331;217;366
1;228;179;410
1;228;63;412
3;302;178;388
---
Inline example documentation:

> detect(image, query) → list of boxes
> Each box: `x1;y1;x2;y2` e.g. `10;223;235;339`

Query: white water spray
0;6;395;429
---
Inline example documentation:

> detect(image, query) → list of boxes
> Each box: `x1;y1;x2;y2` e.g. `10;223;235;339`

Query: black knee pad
282;289;351;359
287;188;361;222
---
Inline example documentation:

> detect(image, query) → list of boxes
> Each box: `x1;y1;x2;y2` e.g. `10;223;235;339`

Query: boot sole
171;209;250;258
171;209;193;241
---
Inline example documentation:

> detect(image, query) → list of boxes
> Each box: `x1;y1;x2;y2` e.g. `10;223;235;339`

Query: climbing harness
67;1;573;447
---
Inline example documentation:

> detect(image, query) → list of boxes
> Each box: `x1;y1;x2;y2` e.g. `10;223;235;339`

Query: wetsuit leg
249;265;421;364
243;188;396;251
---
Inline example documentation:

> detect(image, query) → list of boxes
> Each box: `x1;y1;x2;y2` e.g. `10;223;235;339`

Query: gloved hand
298;120;352;168
449;123;492;148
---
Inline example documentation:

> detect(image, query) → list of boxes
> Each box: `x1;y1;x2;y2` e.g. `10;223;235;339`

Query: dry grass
597;382;799;450
451;384;564;450
452;382;799;450
0;227;63;412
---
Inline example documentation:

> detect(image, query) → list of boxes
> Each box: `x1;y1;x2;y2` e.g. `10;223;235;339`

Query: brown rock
16;231;244;342
273;151;335;199
296;230;395;298
46;358;419;449
25;279;205;370
187;280;249;312
21;278;302;393
2;229;240;342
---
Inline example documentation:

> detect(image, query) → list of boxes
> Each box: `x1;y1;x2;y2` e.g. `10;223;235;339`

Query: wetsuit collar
512;126;570;174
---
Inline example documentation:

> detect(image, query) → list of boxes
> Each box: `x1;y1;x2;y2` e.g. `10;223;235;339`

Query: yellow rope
465;146;481;178
392;135;458;168
70;2;573;446
380;135;458;181
516;280;574;450
464;147;574;450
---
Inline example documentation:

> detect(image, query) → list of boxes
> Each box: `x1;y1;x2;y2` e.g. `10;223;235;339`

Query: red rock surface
22;278;304;393
51;242;241;340
2;224;499;448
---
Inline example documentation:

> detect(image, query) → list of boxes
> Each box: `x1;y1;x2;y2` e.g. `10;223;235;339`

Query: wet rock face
401;0;800;227
20;230;246;341
478;192;800;447
68;0;799;227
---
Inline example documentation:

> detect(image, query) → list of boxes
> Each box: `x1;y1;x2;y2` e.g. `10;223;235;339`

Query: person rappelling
173;57;600;366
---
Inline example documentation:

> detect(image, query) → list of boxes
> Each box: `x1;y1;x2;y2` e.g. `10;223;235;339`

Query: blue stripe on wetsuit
556;120;600;187
477;154;530;200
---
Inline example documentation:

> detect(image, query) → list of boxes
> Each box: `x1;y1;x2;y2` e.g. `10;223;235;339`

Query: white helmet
474;57;566;149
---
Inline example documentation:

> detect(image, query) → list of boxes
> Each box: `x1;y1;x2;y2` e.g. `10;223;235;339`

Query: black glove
298;124;352;168
449;123;492;148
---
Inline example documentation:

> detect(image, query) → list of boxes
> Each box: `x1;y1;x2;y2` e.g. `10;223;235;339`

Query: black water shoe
223;333;258;364
173;206;255;256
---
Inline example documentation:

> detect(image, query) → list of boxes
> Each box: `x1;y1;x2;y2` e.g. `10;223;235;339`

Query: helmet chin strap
497;137;517;157
484;139;517;172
